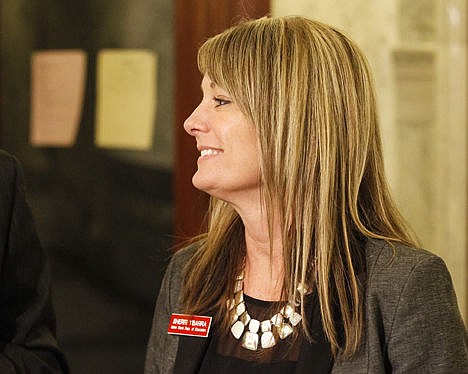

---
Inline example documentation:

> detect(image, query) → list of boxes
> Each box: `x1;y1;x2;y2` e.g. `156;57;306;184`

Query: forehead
201;74;216;90
201;74;232;97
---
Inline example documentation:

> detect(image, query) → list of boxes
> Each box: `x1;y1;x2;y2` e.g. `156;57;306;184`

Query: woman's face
184;74;260;205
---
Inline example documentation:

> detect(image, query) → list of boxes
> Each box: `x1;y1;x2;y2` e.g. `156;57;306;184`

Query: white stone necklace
227;273;303;351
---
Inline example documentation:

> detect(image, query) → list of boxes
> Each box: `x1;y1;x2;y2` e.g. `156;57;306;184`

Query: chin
192;173;216;194
193;176;230;203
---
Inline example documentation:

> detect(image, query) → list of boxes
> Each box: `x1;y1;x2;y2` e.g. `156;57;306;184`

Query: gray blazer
145;238;468;373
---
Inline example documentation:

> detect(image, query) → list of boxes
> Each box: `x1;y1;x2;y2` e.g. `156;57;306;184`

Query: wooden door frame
174;1;269;240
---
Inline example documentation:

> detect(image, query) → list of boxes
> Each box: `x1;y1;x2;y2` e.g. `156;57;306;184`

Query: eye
214;97;231;107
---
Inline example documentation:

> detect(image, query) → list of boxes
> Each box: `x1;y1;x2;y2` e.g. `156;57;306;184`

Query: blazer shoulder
364;238;459;331
167;244;197;275
365;238;444;281
364;238;453;318
162;244;198;303
172;244;197;264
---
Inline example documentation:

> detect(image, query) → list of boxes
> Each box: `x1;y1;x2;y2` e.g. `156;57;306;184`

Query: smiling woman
145;16;467;374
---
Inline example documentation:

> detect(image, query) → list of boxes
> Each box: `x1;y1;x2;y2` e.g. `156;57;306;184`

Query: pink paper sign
30;50;87;146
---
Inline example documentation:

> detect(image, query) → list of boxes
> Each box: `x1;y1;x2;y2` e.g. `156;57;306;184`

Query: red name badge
167;313;212;338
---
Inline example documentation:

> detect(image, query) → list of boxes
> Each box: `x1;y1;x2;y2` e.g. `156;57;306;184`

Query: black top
174;291;333;374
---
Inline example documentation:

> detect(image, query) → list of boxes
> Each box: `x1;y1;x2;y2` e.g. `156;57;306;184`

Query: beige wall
272;0;467;322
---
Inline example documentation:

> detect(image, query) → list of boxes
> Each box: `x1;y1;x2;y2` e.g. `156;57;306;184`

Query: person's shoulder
365;237;443;272
165;242;199;275
0;149;15;161
364;238;450;294
363;239;457;334
0;149;18;174
0;150;22;199
171;243;198;263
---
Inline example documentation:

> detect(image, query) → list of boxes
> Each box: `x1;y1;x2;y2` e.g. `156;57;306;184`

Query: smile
200;149;223;157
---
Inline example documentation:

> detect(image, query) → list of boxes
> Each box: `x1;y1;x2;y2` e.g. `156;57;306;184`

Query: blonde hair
180;16;416;358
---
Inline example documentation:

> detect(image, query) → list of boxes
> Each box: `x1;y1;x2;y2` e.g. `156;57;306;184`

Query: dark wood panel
174;0;270;240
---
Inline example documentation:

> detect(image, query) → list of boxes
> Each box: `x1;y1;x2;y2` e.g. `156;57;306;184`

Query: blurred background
1;0;466;373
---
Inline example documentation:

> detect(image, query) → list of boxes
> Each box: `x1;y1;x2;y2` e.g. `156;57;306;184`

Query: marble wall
272;0;467;321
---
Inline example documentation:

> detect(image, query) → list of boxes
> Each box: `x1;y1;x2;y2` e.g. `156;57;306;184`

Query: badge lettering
167;313;212;338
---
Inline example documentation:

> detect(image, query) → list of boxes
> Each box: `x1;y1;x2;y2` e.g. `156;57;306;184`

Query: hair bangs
197;20;272;119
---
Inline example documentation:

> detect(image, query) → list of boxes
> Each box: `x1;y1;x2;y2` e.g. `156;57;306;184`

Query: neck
232;200;284;301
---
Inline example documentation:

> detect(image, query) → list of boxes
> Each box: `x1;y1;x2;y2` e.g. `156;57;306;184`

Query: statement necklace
227;273;303;351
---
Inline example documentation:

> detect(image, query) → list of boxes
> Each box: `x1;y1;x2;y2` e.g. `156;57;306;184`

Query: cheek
236;140;260;177
246;134;260;166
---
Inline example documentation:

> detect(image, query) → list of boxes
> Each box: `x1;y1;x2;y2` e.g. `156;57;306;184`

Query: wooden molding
174;0;269;241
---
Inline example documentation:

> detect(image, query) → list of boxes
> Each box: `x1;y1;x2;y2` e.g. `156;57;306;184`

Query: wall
272;0;467;321
1;0;174;305
2;1;175;372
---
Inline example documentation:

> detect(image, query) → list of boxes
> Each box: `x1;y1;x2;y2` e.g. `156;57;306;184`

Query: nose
183;103;206;136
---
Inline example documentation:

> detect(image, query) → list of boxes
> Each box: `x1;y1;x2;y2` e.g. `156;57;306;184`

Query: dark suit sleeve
144;246;195;374
0;153;68;373
387;254;468;373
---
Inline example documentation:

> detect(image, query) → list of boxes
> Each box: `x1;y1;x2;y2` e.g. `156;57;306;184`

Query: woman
145;16;467;373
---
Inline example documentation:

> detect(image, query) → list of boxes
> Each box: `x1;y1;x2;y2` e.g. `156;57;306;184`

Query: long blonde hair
180;16;416;358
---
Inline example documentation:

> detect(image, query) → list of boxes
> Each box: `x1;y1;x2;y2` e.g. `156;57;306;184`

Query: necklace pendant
289;311;302;326
248;319;260;333
271;313;283;326
231;320;245;340
260;331;276;348
260;320;271;332
241;331;259;350
240;311;251;325
278;323;293;339
229;309;238;324
235;301;246;316
281;304;294;318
